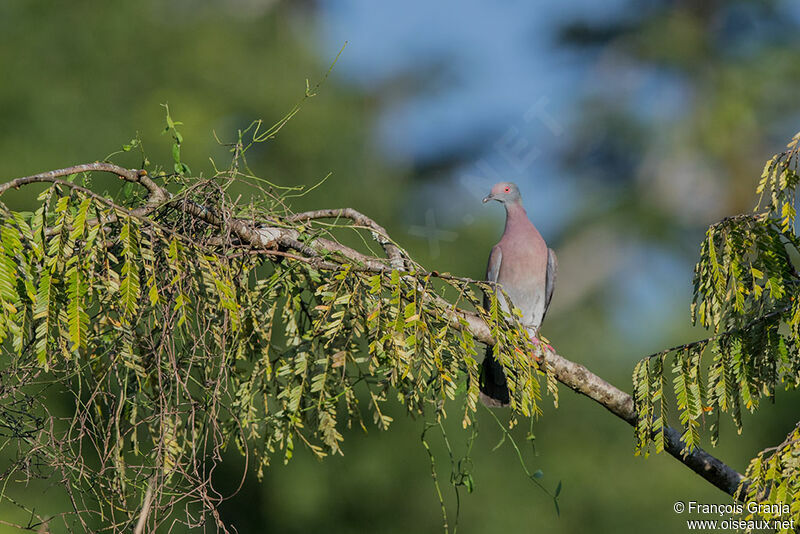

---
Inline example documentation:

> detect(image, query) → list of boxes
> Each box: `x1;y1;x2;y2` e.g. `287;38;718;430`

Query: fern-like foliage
0;131;549;531
740;422;800;530
633;132;800;521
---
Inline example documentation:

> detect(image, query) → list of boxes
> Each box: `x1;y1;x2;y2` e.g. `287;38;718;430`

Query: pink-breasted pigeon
480;182;557;406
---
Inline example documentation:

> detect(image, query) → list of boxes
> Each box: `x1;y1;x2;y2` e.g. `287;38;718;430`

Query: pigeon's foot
536;334;555;355
522;334;555;364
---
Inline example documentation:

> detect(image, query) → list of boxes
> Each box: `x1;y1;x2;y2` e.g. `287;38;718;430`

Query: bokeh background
2;1;800;532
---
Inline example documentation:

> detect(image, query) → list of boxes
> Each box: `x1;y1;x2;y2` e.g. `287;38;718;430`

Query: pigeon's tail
479;346;510;407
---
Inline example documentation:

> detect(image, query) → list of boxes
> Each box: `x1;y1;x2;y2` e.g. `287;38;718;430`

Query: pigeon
479;182;557;406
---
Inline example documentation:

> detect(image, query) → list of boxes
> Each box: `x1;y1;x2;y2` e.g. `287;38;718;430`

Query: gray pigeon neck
504;201;527;218
503;201;530;232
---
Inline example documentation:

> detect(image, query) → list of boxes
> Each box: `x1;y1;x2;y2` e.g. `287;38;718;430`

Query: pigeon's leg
523;328;554;364
537;333;556;355
518;328;543;364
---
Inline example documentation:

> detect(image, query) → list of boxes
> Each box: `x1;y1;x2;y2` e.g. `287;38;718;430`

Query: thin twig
133;476;156;534
287;208;405;269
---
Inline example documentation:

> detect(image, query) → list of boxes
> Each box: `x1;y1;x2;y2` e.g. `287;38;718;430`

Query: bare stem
133;477;156;534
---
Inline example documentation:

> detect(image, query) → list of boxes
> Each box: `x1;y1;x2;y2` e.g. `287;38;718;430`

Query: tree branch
0;163;168;210
286;208;406;270
1;163;748;501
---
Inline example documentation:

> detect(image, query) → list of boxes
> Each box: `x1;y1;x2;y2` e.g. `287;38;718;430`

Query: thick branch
1;164;747;501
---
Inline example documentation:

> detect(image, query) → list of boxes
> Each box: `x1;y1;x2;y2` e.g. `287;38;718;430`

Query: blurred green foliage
1;1;800;533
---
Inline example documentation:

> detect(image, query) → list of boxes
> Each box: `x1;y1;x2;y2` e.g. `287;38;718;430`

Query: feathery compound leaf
636;133;800;454
66;262;88;353
0;224;22;344
119;218;141;320
740;423;800;526
632;358;652;455
33;269;53;368
70;197;91;242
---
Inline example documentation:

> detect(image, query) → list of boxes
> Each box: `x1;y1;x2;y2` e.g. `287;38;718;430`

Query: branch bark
287;208;405;270
0;163;168;211
1;163;747;500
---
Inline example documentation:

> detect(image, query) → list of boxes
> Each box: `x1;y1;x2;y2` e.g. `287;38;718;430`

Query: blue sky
313;0;689;347
311;1;800;351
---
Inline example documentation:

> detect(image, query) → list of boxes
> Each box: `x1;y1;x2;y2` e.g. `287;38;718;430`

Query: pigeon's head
483;182;521;204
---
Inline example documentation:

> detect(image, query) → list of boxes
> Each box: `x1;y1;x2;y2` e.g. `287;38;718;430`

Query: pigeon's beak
482;194;494;203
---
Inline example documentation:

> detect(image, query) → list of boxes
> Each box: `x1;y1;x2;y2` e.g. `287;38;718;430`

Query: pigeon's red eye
504;187;510;192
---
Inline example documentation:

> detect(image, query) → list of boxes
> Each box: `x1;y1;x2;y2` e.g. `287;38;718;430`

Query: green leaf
119;219;140;320
33;270;53;368
464;474;474;493
67;264;88;353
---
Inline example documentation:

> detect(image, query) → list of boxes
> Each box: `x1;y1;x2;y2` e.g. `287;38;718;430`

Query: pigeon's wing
480;245;511;406
482;245;503;309
486;245;502;282
541;248;558;322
